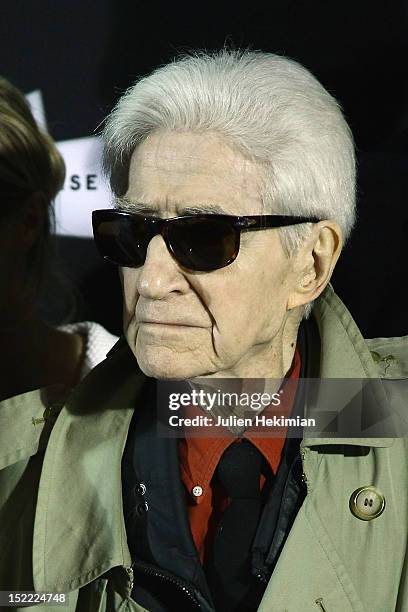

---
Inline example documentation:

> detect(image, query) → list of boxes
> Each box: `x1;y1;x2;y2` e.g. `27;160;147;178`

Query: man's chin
139;367;193;381
131;338;210;380
136;355;198;381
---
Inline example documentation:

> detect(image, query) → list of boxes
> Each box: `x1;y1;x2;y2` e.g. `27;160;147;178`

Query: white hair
102;49;356;318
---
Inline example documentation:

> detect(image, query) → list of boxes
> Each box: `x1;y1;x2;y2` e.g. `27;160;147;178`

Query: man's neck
185;310;302;432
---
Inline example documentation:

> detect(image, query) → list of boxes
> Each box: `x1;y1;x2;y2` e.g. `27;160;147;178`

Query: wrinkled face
121;130;299;380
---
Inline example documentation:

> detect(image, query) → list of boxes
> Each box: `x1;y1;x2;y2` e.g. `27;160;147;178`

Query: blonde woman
0;77;117;402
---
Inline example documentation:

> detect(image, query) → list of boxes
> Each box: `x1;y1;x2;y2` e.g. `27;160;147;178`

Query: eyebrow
114;197;229;216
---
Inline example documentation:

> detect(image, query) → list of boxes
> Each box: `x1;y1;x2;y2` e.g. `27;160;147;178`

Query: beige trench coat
1;284;408;611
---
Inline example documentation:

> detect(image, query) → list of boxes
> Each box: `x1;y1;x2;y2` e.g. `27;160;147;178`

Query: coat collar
314;283;382;379
30;284;394;591
302;283;394;448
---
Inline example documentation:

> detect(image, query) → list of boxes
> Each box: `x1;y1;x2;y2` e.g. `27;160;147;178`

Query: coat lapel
32;342;146;592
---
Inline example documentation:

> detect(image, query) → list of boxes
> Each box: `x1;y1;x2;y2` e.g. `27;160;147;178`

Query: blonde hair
0;77;65;299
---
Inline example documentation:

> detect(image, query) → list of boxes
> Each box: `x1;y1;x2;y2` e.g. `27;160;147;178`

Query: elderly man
1;49;407;612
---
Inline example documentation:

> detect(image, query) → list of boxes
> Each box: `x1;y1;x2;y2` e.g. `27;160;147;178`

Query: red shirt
178;349;301;564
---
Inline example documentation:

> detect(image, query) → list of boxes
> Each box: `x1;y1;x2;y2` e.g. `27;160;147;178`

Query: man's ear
18;193;47;252
287;221;342;310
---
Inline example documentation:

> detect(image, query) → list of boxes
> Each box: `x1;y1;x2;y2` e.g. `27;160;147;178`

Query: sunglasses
92;209;320;272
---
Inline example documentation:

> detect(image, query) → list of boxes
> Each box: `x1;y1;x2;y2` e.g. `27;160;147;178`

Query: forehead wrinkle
127;133;265;216
144;129;234;172
133;132;257;190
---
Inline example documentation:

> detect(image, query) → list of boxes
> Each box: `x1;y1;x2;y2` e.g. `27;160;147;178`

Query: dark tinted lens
168;217;238;271
93;214;152;267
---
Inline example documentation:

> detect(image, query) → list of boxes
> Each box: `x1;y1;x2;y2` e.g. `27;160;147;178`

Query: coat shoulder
365;334;408;378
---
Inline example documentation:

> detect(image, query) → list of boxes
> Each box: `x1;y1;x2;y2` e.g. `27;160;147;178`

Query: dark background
1;0;407;338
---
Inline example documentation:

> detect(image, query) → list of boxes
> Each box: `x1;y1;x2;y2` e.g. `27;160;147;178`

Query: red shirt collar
179;347;301;503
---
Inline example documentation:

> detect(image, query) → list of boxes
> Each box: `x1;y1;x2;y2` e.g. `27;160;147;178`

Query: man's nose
135;234;183;299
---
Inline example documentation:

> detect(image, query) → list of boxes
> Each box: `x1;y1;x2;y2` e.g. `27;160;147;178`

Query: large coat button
349;486;386;521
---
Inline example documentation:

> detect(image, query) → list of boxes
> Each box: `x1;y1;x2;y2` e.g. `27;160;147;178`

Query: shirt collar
179;348;302;503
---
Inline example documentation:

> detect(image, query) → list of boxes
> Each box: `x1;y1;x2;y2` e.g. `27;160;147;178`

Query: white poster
26;90;112;238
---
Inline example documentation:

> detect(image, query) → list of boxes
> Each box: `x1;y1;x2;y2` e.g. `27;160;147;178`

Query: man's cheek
122;274;139;310
123;300;139;333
